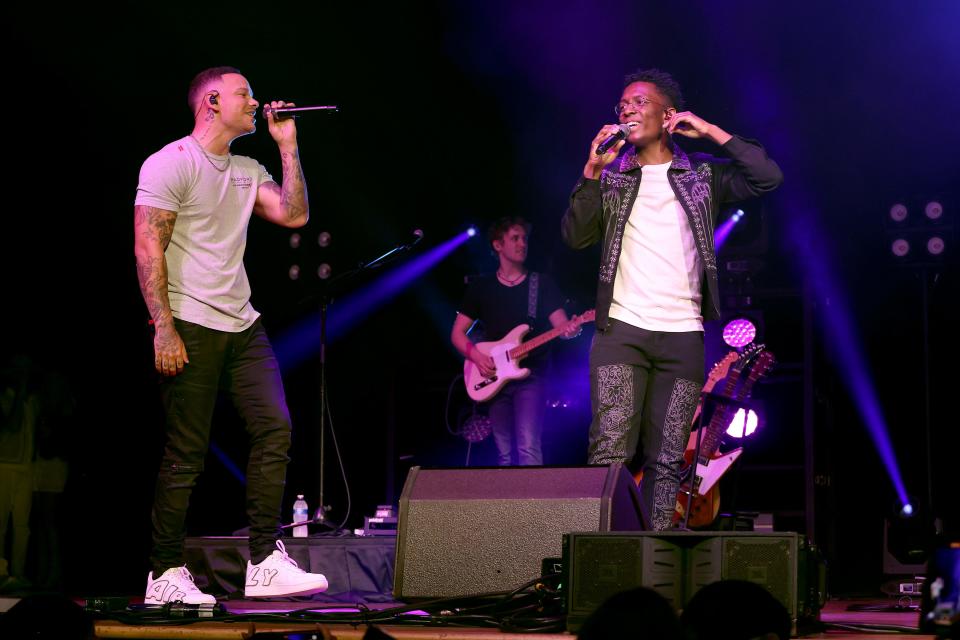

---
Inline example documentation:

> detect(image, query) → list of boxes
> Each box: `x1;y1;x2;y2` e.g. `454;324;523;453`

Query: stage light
726;408;759;438
317;231;331;247
722;317;757;348
461;414;492;443
289;233;301;249
924;201;943;221
467;226;478;237
317;263;332;279
927;236;945;256
900;503;914;518
288;265;300;280
889;203;908;223
891;238;910;257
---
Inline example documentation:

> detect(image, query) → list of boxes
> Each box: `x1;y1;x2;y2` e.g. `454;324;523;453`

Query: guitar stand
679;391;754;531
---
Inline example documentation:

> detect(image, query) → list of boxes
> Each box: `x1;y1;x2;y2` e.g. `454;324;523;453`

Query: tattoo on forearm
280;150;308;222
134;205;177;326
135;255;172;327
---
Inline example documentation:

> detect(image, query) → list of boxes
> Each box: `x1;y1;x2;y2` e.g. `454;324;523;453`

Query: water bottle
292;494;309;538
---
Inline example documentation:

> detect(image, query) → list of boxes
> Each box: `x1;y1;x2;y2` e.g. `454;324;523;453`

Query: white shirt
135;136;273;332
609;161;703;332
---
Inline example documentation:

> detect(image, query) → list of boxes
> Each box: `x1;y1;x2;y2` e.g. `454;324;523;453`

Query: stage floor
87;598;933;639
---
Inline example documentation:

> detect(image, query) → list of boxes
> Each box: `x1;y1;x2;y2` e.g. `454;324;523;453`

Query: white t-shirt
135;136;273;332
609;161;703;332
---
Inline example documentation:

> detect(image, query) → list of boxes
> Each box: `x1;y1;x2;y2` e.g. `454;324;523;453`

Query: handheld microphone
595;123;635;155
263;105;339;120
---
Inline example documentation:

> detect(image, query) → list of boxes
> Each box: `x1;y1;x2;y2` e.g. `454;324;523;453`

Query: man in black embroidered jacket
561;69;783;530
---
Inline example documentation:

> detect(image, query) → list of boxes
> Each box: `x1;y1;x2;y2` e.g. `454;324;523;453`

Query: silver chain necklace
189;135;231;172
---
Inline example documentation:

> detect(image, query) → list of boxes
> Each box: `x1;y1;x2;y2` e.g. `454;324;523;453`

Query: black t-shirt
458;272;566;372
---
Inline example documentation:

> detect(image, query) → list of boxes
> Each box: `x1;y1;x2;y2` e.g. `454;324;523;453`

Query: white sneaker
245;540;328;597
145;566;216;605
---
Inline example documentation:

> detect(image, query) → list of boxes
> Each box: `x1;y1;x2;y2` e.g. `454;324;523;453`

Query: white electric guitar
464;310;595;402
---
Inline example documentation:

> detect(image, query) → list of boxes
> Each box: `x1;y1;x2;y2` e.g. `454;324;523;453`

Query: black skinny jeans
150;318;292;575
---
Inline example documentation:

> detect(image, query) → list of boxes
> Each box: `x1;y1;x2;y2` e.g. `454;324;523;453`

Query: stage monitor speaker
393;463;646;599
564;531;822;634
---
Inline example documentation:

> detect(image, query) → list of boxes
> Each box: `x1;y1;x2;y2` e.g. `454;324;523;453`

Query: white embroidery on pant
591;364;634;463
651;377;701;530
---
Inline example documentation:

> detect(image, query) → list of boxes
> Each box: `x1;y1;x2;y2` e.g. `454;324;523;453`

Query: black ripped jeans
150;318;292;575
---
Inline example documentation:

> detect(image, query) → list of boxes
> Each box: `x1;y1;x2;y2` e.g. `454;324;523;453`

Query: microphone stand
299;234;424;534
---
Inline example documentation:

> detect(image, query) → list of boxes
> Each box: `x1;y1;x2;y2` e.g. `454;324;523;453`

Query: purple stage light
722;317;757;348
889;203;908;222
786;213;911;509
467;226;478;237
891;238;910;257
274;229;475;371
927;236;945;256
714;209;744;250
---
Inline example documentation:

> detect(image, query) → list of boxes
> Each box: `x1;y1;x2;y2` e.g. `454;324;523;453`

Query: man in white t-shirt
562;68;783;530
134;67;328;604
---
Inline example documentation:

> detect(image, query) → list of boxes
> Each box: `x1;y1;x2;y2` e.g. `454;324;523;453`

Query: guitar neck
698;372;742;458
508;325;564;360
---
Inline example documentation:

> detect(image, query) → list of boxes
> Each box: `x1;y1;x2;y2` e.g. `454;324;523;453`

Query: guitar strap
527;272;539;322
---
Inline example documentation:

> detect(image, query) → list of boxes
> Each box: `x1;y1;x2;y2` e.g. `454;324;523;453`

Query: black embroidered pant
150;318;292;575
587;320;704;530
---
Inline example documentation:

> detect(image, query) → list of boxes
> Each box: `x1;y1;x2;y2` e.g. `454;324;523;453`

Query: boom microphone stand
297;231;425;533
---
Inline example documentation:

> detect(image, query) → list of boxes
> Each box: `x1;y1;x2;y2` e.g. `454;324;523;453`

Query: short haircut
487;216;531;249
187;66;243;112
623;68;685;111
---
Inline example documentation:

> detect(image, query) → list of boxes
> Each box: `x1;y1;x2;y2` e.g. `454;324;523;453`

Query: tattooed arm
253;147;309;228
134;205;188;376
254;98;309;228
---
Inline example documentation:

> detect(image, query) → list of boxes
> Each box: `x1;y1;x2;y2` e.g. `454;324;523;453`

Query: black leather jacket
561;135;783;330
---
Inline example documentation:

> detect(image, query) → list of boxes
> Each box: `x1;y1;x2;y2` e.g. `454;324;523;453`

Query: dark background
4;0;957;597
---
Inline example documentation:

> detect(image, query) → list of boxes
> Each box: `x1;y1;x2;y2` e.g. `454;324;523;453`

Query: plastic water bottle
292;494;309;538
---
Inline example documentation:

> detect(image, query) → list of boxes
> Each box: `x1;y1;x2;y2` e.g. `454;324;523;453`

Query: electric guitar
464;310;595;402
674;344;776;527
633;351;738;512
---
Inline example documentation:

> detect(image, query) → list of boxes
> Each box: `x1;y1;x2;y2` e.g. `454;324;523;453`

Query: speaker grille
394;464;644;599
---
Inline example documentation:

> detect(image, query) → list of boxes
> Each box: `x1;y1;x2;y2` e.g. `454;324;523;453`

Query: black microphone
404;229;424;249
595;123;634;155
263;105;339;120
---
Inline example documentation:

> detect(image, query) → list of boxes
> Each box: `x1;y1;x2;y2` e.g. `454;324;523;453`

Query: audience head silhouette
682;579;791;640
578;586;683;639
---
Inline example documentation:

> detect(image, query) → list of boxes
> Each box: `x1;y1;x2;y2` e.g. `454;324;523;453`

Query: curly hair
187;66;243;113
623;68;685;111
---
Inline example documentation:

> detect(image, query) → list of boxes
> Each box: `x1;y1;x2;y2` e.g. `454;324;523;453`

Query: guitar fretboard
507;312;595;361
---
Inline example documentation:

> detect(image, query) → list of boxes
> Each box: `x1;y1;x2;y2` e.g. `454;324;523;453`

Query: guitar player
451;217;580;466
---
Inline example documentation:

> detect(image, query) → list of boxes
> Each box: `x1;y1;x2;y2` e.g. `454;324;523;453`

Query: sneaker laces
271;540;301;570
173;567;204;592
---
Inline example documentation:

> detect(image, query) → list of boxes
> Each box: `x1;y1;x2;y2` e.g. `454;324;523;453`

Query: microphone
263;105;339;120
404;229;424;249
595;123;634;155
